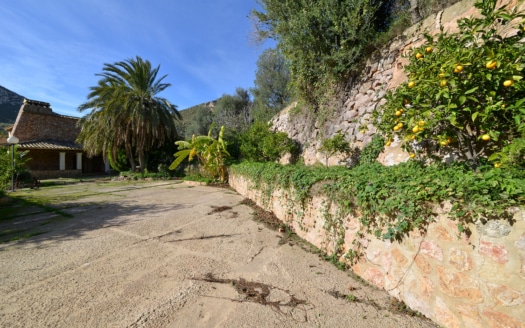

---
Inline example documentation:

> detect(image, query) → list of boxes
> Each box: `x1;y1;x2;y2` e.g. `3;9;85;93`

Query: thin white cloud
0;0;271;115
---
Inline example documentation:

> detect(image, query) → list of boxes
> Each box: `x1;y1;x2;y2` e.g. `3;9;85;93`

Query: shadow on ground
0;180;188;245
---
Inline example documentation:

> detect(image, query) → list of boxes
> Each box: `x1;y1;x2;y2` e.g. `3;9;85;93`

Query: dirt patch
207;205;233;214
192;273;308;321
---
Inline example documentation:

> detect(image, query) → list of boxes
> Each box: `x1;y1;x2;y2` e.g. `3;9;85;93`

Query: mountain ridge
0;86;25;125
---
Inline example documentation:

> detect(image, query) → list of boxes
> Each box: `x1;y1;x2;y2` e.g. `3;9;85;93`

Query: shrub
240;121;298;162
372;0;525;170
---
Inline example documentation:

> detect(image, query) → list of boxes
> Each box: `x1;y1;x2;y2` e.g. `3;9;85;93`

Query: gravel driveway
0;180;437;327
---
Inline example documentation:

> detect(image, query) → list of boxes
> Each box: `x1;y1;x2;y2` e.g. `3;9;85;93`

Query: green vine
231;161;525;246
359;135;385;165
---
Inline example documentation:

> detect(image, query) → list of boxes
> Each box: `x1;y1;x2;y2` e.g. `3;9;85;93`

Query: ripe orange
438;72;446;78
440;140;448;146
486;60;497;69
440;80;447;87
503;80;514;87
425;46;433;53
494;163;502;168
416;53;424;59
408;81;415;88
394;125;401;131
412;126;419;133
395;110;402;116
409;153;416;159
454;65;463;73
385;140;392;147
418;121;425;127
481;134;491;141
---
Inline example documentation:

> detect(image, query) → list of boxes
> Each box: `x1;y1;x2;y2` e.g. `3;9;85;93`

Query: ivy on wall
231;160;524;245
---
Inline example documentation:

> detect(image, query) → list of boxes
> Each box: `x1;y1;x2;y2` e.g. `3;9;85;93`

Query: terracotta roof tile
17;139;83;151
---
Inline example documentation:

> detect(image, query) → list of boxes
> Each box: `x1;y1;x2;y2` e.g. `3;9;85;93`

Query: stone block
431;225;453;241
437;267;482;303
487;283;525;306
354;93;372;111
365;104;376;113
434;297;461;328
344;99;355;109
456;304;483;328
367;62;379;76
391;248;409;268
415;255;432;274
367;125;377;134
479;240;509;264
420;241;443;261
418;275;434;298
449;248;473;271
359;81;373;93
383;67;395;78
482;309;524;328
384;53;396;65
358;106;368;117
402;291;432;318
343;110;358;121
373;90;386;101
515;235;525;252
477;220;512;238
364;267;384;289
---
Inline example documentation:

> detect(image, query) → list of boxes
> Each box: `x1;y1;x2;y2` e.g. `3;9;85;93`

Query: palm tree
77;56;181;171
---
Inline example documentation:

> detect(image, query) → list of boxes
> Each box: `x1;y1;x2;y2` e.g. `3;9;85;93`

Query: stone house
3;99;105;179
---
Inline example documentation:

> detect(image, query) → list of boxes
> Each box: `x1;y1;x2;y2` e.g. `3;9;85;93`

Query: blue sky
0;0;273;117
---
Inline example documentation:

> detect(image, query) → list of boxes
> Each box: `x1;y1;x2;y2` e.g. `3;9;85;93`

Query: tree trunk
138;150;146;172
126;143;136;171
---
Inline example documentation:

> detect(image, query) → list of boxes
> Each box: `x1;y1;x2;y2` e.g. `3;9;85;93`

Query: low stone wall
230;173;525;328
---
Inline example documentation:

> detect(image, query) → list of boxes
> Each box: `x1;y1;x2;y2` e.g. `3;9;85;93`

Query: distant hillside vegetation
0;86;24;125
176;100;216;138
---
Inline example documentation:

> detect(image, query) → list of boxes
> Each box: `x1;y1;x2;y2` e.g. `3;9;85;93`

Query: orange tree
372;0;525;170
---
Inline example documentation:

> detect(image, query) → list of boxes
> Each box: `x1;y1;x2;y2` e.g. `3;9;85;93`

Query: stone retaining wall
230;174;525;328
270;0;525;166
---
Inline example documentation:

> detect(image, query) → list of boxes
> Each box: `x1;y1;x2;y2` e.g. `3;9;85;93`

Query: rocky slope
0;86;25;124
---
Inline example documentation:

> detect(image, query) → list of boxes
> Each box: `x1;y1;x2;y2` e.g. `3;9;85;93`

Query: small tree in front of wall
319;133;351;166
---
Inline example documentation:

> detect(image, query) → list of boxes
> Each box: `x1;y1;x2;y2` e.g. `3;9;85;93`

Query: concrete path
0;180;437;327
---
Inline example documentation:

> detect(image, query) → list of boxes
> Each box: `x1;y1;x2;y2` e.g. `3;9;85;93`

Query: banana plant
169;125;230;182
